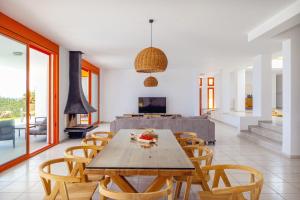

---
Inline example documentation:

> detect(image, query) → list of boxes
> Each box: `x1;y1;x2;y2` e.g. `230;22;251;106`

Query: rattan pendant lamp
144;75;158;87
135;19;168;87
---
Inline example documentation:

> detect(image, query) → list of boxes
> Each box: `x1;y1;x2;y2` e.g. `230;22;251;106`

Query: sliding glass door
29;47;52;153
0;34;55;167
0;34;27;165
0;13;59;172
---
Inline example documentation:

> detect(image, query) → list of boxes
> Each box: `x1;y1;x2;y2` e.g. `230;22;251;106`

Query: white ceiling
0;0;296;71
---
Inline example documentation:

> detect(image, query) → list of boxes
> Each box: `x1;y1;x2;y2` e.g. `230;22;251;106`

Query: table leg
110;175;138;193
19;129;21;137
144;176;169;193
183;176;192;200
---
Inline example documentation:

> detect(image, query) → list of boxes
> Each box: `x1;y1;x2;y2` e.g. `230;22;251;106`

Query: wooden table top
86;129;194;176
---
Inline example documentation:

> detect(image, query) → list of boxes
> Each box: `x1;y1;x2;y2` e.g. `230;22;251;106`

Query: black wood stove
64;51;97;138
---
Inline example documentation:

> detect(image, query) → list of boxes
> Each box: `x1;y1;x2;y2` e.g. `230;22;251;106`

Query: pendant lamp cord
150;19;153;47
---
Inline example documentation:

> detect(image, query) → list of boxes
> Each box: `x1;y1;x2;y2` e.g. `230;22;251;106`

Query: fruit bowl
130;130;158;144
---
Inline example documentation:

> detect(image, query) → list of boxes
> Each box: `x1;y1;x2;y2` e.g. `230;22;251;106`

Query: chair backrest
0;119;15;136
199;165;264;200
64;145;99;162
91;131;115;139
99;177;173;200
174;131;197;139
174;131;198;146
178;136;205;148
39;157;81;199
183;145;213;167
183;145;213;190
64;145;99;182
81;137;110;150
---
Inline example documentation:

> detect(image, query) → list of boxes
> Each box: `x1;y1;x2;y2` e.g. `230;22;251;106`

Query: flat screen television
138;97;166;113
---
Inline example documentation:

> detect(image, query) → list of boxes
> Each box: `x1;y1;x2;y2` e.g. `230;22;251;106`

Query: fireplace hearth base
64;125;97;139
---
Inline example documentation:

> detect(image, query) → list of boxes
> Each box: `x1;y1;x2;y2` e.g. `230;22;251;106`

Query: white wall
220;69;231;113
272;72;277;109
245;70;252;96
244;69;279;109
100;68;199;122
59;47;69;141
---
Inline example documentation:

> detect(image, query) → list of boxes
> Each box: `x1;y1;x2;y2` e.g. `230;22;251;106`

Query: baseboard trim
209;118;237;129
281;153;300;159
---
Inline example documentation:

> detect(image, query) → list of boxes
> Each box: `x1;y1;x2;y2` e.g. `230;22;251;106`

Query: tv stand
123;113;181;118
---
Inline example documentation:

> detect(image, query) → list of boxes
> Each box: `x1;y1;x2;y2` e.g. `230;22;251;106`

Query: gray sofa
110;116;215;144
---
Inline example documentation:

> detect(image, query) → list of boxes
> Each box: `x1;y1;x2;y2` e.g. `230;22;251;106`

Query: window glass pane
80;69;89;124
91;73;99;124
0;34;27;165
208;88;214;109
29;48;50;153
208;77;214;86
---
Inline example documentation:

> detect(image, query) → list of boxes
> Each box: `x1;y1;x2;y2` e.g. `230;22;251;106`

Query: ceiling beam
248;0;300;42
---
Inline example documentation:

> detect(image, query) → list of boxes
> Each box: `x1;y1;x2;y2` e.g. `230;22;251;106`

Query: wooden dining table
85;129;195;199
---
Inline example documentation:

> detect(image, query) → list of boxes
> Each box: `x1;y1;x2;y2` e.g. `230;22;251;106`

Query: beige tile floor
0;122;300;199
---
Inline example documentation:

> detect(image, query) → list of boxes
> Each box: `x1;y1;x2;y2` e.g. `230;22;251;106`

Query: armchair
0;119;15;148
30;117;47;136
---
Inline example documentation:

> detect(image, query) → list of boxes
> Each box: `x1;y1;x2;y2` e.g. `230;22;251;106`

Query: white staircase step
258;121;282;133
249;126;282;143
239;131;282;154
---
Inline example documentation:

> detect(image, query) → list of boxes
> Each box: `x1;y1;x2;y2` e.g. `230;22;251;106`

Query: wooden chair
199;165;264;200
99;177;173;200
174;131;197;140
175;145;213;200
39;157;98;200
178;136;205;148
64;145;102;182
81;137;110;150
91;131;115;139
174;131;202;147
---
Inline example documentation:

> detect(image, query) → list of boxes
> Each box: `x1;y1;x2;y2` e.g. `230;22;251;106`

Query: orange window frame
82;59;101;125
0;13;59;172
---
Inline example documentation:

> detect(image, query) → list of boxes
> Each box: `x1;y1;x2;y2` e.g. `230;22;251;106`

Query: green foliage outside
0;92;35;121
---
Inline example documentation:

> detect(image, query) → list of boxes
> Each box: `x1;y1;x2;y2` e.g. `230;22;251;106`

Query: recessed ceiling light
247;66;253;69
13;51;23;56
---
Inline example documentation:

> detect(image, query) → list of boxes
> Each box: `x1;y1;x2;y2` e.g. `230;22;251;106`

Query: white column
252;54;272;120
220;69;231;113
236;69;246;112
215;73;221;110
230;71;237;111
282;29;300;156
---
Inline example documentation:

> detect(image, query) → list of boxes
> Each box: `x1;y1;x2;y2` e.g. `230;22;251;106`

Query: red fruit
140;134;153;140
